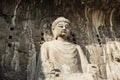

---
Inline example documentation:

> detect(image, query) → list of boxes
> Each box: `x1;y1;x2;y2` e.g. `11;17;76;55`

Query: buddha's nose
63;26;66;29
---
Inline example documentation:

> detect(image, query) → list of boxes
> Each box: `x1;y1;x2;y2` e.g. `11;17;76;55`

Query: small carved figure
106;41;120;80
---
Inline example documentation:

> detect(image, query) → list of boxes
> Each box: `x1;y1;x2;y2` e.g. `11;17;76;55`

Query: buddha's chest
49;46;78;59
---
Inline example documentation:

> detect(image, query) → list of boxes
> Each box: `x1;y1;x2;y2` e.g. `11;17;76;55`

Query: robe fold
41;40;88;74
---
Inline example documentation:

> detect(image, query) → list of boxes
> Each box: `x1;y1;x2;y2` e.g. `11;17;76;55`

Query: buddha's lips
61;30;67;33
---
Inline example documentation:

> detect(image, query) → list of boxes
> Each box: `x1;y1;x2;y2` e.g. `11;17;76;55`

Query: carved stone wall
0;0;120;80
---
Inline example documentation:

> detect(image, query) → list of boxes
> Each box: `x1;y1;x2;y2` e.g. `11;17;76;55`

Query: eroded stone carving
105;40;120;80
39;17;98;80
11;41;20;72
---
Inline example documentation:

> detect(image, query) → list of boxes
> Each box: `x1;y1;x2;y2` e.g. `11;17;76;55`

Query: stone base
38;73;95;80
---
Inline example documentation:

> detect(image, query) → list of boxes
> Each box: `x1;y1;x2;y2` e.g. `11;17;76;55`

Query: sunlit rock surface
38;73;94;80
0;0;120;80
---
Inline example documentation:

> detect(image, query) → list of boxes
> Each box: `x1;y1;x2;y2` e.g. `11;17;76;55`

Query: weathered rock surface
0;0;120;80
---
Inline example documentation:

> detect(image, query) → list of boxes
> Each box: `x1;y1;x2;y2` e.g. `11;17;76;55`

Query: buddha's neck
57;37;68;42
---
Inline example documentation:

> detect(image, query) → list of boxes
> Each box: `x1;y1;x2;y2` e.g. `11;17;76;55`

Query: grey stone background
0;0;120;80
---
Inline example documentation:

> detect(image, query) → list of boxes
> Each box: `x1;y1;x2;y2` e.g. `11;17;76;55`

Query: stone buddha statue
40;17;97;80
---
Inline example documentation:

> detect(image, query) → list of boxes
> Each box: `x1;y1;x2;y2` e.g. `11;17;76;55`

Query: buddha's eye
58;25;63;28
65;25;70;28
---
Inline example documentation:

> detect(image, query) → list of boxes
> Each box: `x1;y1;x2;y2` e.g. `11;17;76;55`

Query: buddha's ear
68;30;72;36
51;28;56;39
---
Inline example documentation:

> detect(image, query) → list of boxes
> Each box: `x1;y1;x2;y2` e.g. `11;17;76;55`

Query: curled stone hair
52;17;70;29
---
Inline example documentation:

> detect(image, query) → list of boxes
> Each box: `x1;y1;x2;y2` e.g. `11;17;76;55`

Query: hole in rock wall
70;31;77;44
40;32;45;44
73;38;76;44
10;27;14;31
41;32;44;36
98;38;101;42
8;35;12;39
41;37;44;41
8;43;12;47
96;34;99;38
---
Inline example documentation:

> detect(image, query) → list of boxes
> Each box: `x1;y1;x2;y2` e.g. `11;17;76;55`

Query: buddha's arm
41;42;49;62
77;45;98;74
40;42;54;74
76;45;89;72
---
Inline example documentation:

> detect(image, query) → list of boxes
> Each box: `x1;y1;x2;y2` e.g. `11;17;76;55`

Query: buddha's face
52;22;70;39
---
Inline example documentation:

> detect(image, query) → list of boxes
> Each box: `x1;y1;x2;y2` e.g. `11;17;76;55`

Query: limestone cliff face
0;0;120;80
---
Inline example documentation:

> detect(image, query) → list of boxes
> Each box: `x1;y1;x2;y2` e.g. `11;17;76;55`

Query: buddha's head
52;17;71;39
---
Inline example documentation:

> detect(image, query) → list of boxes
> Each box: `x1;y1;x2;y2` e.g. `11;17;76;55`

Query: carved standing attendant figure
106;41;120;80
40;17;97;80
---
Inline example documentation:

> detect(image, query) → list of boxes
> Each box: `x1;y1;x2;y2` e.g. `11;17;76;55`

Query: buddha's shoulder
41;40;55;46
41;40;80;47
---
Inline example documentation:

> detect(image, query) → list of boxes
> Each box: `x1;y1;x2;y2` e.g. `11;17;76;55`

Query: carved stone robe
40;40;89;74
